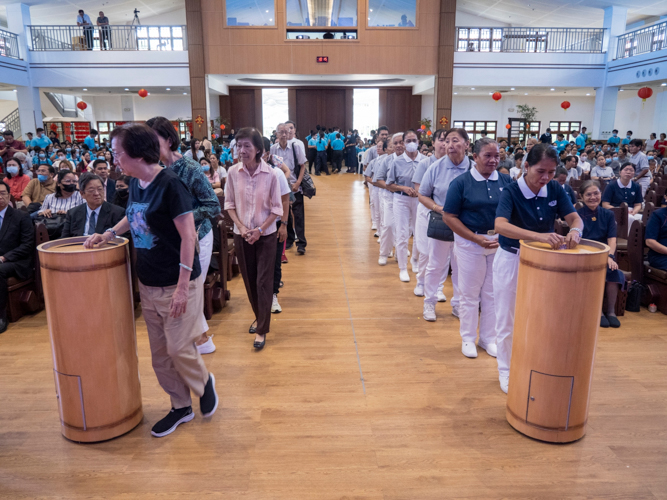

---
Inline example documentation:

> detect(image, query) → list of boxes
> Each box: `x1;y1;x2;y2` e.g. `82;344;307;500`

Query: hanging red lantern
138;88;148;99
220;124;225;130
505;123;511;130
561;101;571;111
638;87;653;102
76;101;87;111
426;130;432;136
492;92;502;102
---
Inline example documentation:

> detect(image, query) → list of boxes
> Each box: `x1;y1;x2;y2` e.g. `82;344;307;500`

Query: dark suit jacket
62;201;125;238
0;206;34;280
105;178;116;203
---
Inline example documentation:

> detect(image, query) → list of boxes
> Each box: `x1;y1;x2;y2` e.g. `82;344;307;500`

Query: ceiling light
662;83;666;86
269;18;272;21
586;93;590;96
183;92;187;95
13;89;17;92
488;92;492;95
124;88;129;91
265;9;268;12
510;87;515;90
620;89;624;92
454;92;458;95
524;93;528;95
471;87;475;90
550;88;555;91
83;88;88;91
370;8;373;11
166;88;171;90
147;93;150;95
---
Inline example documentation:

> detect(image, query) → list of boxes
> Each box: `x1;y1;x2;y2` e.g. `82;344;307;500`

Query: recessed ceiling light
370;8;373;11
662;83;666;86
265;9;268;12
269;18;272;21
124;88;129;91
524;93;528;95
183;92;187;95
510;88;515;90
453;92;458;95
620;89;624;92
471;87;475;90
147;93;150;95
13;89;17;92
166;88;171;90
550;88;555;91
586;93;590;96
83;88;87;91
488;92;493;95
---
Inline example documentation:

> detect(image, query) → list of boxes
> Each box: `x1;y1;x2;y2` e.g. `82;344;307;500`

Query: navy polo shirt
645;207;667;270
601;179;643;207
444;168;512;234
577;205;616;244
496;177;576;252
562;182;577;205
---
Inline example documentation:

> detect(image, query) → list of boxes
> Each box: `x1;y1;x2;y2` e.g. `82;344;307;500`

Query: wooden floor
1;172;666;499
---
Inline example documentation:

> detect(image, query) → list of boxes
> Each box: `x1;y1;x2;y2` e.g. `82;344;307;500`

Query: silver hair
392;132;404;141
473;137;499;155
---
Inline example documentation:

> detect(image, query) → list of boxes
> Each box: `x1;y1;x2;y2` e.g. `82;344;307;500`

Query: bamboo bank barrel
506;239;609;443
38;237;142;443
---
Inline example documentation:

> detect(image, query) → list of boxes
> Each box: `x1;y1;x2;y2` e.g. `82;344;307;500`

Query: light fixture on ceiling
586;93;590;96
370;8;373;11
265;9;268;12
147;93;150;95
662;83;666;86
124;88;129;91
524;93;528;95
550;88;555;91
620;89;624;92
453;92;458;95
488;92;492;95
269;18;272;21
183;92;187;95
83;88;88;91
471;87;475;90
510;87;515;90
166;88;171;90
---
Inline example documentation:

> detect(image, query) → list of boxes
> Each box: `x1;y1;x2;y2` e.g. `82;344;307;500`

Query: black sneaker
200;373;219;418
151;407;194;437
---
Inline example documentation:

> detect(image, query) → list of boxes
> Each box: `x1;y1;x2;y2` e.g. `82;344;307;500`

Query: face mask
38;174;48;182
66;148;71;152
202;165;210;172
39;153;45;158
606;158;611;164
62;184;77;193
6;166;19;175
58;155;66;160
405;142;419;153
613;133;617;137
627;135;631;139
648;156;654;160
581;157;587;161
116;188;128;195
613;156;618;160
97;156;105;160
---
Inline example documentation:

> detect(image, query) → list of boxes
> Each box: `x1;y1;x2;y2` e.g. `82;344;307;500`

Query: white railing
616;22;667;60
0;28;21;59
456;27;605;53
28;25;187;51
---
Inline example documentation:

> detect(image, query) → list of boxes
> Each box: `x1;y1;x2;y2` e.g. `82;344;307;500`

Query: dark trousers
332;150;344;172
0;263;19;320
84;27;94;50
273;221;283;295
100;27;111;49
287;192;306;250
307;150;316;173
316;151;328;175
234;233;277;335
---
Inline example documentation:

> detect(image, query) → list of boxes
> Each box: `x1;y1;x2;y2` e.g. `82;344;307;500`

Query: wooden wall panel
379;89;423;133
229;89;257;130
436;0;456;126
295;90;320;139
185;0;208;140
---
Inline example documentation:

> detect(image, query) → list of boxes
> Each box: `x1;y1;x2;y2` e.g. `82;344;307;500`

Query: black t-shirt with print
127;168;201;287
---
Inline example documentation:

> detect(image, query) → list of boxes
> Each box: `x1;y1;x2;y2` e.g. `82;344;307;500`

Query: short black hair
79;172;103;193
526;143;558;167
109;124;161;164
234;127;264;162
0;181;8;193
36;164;56;175
377;126;389;133
36;127;44;133
92;159;108;171
629;138;643;148
555;167;568;178
146;116;179;151
2;130;14;137
90;129;98;136
565;155;577;164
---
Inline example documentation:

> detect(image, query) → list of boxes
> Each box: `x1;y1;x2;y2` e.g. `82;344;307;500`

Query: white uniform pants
628;212;642;228
424;237;459;307
455;236;497;346
198;229;214;334
380;190;395;258
370;185;381;233
492;247;520;378
392;194;418;270
414;204;430;287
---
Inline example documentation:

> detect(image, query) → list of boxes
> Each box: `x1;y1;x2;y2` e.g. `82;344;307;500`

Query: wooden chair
221;208;239;279
7;223;48;322
644;190;658;207
609;203;629;270
554;219;569;237
643;201;656;224
203;215;231;320
627;220;667;314
569;178;583;192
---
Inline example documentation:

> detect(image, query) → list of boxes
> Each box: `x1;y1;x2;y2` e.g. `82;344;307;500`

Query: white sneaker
499;375;509;394
196;335;216;355
479;342;497;357
389;250;394;258
407;249;411;257
371;224;377;230
451;306;460;318
378;256;388;266
437;290;447;302
423;303;436;322
413;284;424;296
377;237;381;244
411;263;419;274
462;342;478;358
399;269;410;282
271;294;282;313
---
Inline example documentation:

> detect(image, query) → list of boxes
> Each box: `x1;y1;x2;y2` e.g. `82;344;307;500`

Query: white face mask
405;142;419;153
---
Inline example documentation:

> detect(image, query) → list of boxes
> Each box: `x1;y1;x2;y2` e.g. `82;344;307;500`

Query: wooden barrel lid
521;239;609;255
38;237;128;254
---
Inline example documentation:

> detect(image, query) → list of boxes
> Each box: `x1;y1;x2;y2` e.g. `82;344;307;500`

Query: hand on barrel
169;284;188;318
564;230;581;249
536;232;565;250
83;232;111;249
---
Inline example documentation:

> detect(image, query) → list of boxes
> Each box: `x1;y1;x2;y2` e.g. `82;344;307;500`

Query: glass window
454;121;497;140
286;0;357;27
226;0;275;26
262;88;288;138
368;0;416;27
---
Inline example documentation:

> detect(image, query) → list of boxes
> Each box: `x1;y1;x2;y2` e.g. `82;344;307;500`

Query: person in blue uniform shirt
554;133;569;154
577;180;625;328
32;128;52;150
572;130;586;153
555;167;577;206
645;206;667;271
493;143;584;394
580;127;588;142
621;130;632;146
307;134;317;174
607;129;620;150
331;133;345;173
443;137;512;360
31;148;52;166
315;130;329;176
84;129;98;152
601;162;643;226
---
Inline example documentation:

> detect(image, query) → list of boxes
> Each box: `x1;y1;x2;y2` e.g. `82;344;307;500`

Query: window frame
452;120;498;142
223;0;278;29
548;121;582;143
366;0;419;30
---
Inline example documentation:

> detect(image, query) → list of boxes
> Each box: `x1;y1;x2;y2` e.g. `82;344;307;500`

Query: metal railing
616;21;667;60
0;28;21;59
0;108;21;139
456;27;605;53
28;25;187;51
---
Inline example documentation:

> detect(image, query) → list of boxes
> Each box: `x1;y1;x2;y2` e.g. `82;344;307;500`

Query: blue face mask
202;165;210;172
613;133;617;137
606;158;611;164
7;166;19;175
627;135;631;139
66;148;71;152
648;156;654;160
39;153;45;158
38;174;48;182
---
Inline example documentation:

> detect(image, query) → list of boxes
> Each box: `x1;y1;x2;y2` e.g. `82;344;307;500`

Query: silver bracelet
179;263;193;272
569;227;582;236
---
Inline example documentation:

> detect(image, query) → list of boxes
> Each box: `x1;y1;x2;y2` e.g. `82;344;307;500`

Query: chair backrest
34;222;49;300
609;202;629;239
570;178;583;191
643;201;656;224
554;219;569;236
627;219;645;283
574;201;584;210
222;208;235;233
653;183;667;200
645;190;657;207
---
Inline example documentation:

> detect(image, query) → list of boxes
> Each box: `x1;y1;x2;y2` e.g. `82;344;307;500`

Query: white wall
452;94;596;136
613;89;662;140
0;98;17;118
455;11;509;27
421;94;434;124
138;8;187;26
86;94;191;123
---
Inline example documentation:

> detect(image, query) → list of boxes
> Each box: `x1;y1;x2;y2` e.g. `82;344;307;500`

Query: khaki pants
139;279;208;409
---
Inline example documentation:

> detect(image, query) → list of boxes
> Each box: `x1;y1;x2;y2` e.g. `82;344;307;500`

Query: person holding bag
418;128;469;322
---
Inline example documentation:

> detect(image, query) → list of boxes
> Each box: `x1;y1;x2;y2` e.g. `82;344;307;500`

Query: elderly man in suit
0;181;34;333
62;173;125;238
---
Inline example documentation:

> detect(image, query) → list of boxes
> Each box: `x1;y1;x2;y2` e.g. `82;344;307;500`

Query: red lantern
76;101;87;111
420;124;426;130
50;123;58;132
138;88;148;99
638;87;653;102
505;123;511;130
220;124;225;130
426;130;432;136
492;92;502;102
561;101;571;111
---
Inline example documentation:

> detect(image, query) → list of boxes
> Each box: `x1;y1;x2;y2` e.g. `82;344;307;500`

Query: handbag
427;209;454;242
625;281;647;312
292;145;316;199
33;214;66;239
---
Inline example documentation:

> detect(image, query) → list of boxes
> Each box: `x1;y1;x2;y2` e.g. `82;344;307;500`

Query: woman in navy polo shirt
444;138;512;359
577;181;625;328
601;162;643;227
493;143;583;394
645;207;667;271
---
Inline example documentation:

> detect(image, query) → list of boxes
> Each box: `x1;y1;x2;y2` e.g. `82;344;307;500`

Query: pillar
120;95;135;121
652;90;667;136
436;0;456;127
185;0;208;140
602;6;628;63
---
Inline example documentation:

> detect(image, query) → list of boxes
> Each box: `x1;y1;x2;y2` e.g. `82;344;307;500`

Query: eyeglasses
84;187;105;195
0;191;10;197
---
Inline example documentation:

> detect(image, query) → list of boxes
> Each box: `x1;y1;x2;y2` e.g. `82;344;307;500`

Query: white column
603;6;628;63
652;90;667;136
121;96;135;121
6;3;30;61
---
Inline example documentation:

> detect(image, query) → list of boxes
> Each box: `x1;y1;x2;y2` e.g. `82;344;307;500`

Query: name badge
548;200;557;207
499;187;503;191
631;192;635;195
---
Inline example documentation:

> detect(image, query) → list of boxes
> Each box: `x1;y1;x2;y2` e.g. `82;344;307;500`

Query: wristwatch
257;227;263;235
104;228;117;239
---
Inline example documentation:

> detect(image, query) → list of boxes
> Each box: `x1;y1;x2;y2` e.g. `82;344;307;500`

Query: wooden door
526;371;574;431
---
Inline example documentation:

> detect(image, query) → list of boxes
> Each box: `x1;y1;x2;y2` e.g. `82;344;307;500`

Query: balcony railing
0;28;21;59
616;21;667;60
456;27;605;53
28;25;187;51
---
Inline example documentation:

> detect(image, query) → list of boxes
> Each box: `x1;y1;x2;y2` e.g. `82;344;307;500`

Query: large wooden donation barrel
38;237;142;443
506;239;609;443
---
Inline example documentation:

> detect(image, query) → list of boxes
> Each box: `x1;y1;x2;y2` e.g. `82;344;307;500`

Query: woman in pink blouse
224;127;283;350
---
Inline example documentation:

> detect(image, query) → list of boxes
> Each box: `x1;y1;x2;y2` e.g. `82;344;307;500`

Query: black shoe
249;320;257;334
607;315;621;328
285;242;294;250
297;248;305;255
200;374;219;417
600;315;609;328
151;406;194;437
315;173;321;176
254;335;266;350
0;317;7;334
279;280;284;288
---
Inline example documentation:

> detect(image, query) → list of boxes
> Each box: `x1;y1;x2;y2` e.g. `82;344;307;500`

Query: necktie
0;214;3;230
88;211;96;236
